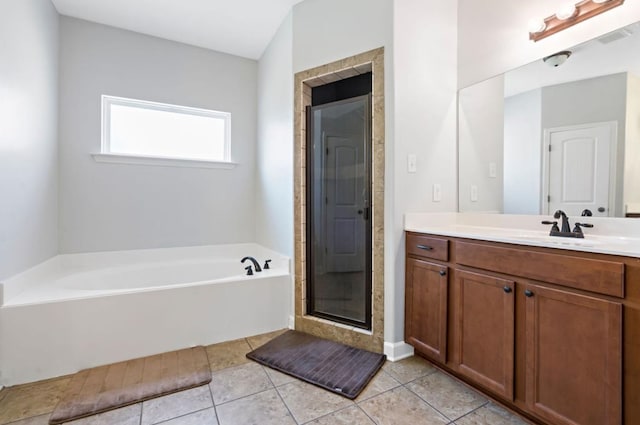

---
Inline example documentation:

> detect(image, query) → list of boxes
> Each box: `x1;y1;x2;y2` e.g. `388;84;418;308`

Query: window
94;95;234;168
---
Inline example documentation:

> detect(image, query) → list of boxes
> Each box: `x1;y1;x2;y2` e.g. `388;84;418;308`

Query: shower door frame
293;47;384;354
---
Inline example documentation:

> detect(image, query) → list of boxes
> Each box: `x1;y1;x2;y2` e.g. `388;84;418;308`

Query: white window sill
91;153;237;169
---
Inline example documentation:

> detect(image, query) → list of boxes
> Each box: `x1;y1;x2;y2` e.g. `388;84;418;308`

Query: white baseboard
288;315;295;329
384;341;414;361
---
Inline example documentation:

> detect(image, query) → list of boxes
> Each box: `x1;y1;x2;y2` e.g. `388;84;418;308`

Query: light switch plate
407;154;417;173
471;185;478;202
489;162;497;178
433;184;442;202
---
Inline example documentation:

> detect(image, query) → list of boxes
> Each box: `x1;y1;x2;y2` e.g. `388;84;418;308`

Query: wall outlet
489;162;497;178
470;185;478;202
407;154;417;173
433;184;442;202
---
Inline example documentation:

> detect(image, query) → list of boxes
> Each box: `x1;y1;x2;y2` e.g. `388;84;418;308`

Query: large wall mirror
458;21;640;218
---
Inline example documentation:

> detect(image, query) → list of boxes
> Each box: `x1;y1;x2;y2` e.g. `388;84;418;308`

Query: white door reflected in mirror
544;122;616;217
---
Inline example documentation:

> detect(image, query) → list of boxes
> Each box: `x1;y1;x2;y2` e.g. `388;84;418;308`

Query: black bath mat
246;330;386;399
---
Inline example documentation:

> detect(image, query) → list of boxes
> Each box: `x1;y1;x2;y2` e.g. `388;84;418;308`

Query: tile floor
0;330;529;425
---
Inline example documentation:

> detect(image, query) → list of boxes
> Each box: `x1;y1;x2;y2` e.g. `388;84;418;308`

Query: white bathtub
0;243;292;386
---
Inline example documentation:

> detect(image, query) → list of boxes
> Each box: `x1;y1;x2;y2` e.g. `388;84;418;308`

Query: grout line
299;403;357;425
153;404;216;425
273;385;300;425
356;403;378;424
206;375;221;425
402;378;457;422
355;386;397;407
214;386;275;408
447;401;489;424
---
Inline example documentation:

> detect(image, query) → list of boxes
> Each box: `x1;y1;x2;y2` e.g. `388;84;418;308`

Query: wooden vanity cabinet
405;234;449;363
405;232;630;425
405;258;448;363
455;270;515;401
523;283;622;425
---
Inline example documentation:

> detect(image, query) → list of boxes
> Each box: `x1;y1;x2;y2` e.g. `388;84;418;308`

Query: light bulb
528;18;546;34
556;3;577;20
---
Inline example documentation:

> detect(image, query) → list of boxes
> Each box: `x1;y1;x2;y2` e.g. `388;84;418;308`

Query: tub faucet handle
245;265;253;276
264;259;272;270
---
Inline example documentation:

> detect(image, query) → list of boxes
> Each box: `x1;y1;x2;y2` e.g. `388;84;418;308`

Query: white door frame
540;121;618;216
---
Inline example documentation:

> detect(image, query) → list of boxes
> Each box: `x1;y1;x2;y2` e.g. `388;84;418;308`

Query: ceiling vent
597;28;634;44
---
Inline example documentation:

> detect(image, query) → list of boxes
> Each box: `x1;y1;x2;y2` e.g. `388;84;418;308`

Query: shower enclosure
306;93;372;329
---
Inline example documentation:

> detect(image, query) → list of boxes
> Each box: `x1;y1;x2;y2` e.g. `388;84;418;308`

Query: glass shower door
306;95;372;329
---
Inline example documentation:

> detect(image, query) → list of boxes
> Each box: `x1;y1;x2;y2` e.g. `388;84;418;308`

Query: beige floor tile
210;363;273;405
277;380;353;424
354;370;400;402
160;407;219;425
359;386;449;425
382;356;436;384
407;371;487;421
245;329;288;350
65;404;141;425
2;414;50;425
262;366;296;387
307;405;374;424
0;377;70;424
455;403;529;425
216;389;295;425
141;386;213;425
205;339;252;372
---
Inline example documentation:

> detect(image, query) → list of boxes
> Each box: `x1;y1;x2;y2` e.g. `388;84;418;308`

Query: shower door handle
357;207;370;220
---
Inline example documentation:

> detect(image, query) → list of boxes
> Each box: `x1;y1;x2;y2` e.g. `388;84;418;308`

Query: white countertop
405;213;640;258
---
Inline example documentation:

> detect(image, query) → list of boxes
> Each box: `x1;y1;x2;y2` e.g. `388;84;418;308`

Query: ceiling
51;0;304;60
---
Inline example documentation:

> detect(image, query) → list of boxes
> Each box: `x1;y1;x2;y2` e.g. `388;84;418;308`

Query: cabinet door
456;270;515;400
524;284;622;425
405;258;448;363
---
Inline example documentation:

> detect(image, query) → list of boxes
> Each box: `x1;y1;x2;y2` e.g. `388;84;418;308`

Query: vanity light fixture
529;0;625;42
556;3;578;20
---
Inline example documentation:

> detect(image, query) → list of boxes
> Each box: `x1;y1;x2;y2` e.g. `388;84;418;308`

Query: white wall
292;0;393;73
392;0;458;346
625;73;640;209
58;17;258;253
458;75;504;213
458;0;640;88
0;0;59;281
256;13;294;257
504;89;542;214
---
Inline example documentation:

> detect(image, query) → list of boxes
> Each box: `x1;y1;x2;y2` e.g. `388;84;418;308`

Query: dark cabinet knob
524;289;534;297
439;270;446;276
416;244;433;251
503;286;512;293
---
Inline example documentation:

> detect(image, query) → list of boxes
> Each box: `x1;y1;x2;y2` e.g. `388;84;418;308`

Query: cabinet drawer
456;241;625;298
406;233;449;261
